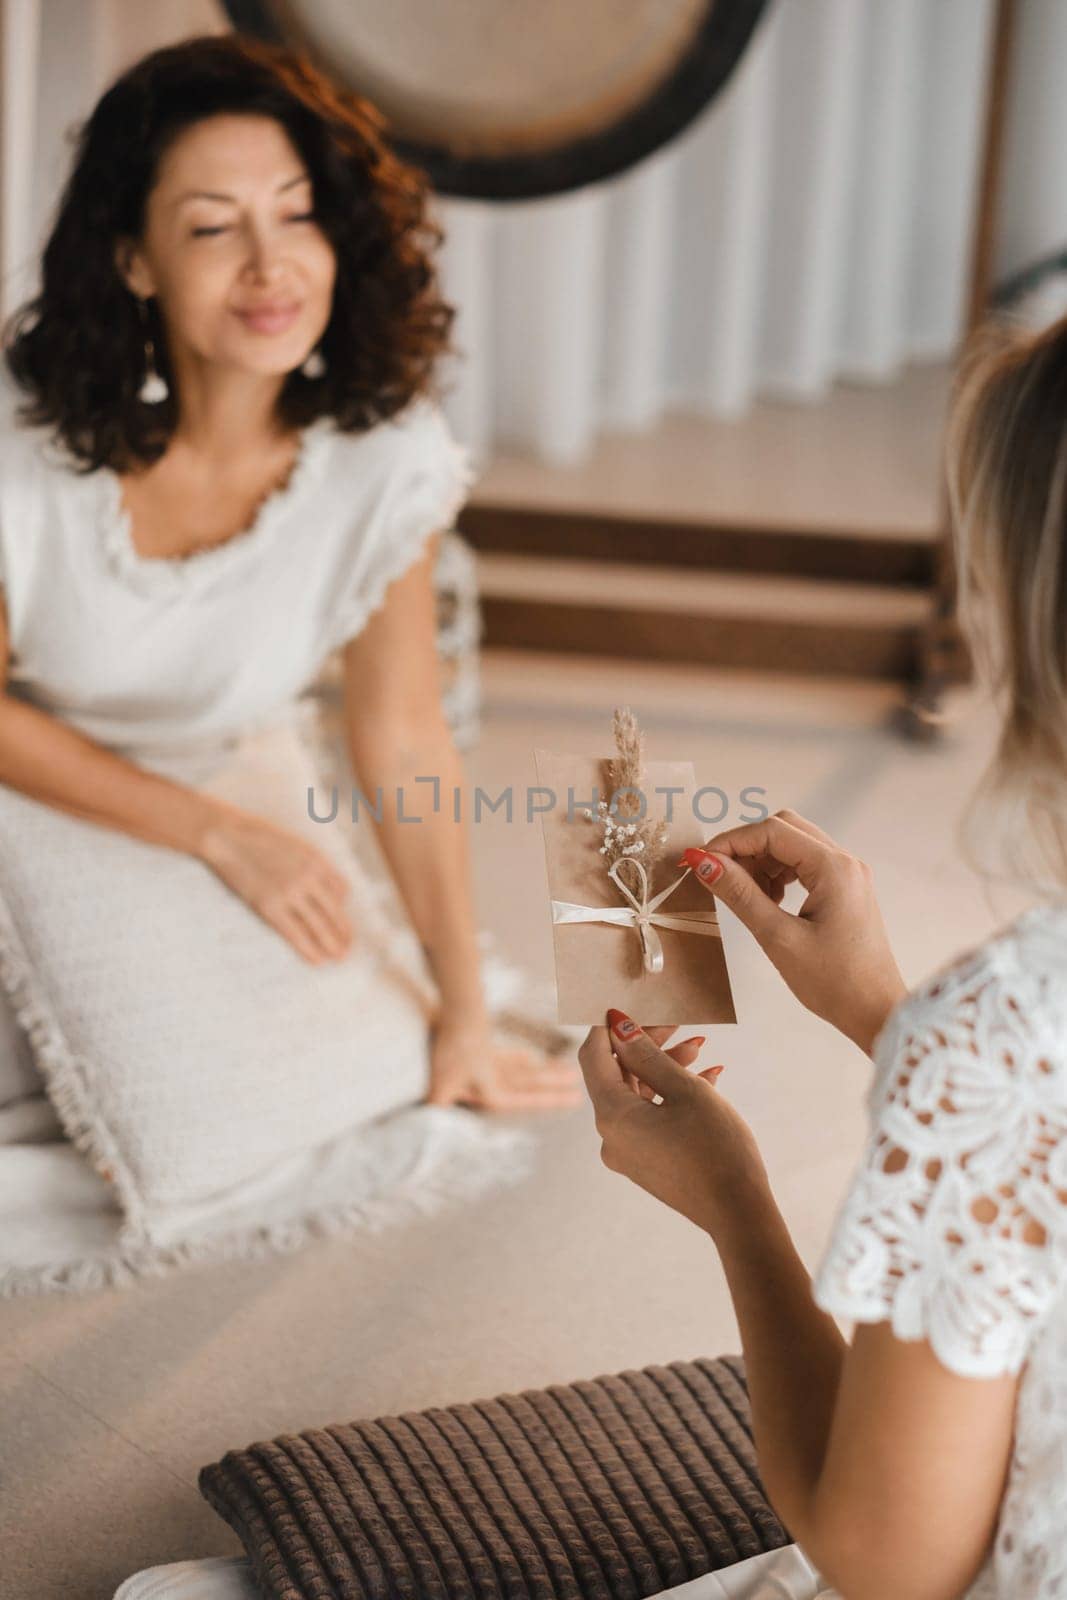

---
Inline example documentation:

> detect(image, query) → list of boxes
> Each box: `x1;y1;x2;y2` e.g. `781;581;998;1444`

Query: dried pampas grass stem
580;705;669;875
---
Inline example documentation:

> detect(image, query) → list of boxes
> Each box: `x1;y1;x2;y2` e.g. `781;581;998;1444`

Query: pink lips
235;302;301;334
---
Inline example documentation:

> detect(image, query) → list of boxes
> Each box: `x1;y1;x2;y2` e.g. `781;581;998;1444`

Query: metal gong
220;0;772;199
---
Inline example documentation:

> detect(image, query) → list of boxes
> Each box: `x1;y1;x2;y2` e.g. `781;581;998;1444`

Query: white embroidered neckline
94;416;335;596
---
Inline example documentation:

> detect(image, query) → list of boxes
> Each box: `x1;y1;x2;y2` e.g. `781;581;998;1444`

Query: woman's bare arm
0;589;355;963
338;531;488;1020
0;588;219;856
583;1025;1019;1600
714;1193;1017;1600
339;536;583;1109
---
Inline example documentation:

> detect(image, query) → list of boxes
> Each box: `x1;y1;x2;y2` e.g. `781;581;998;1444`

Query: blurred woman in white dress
0;33;580;1118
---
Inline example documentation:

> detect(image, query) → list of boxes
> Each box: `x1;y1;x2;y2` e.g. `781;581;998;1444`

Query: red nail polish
607;1008;642;1041
681;848;724;884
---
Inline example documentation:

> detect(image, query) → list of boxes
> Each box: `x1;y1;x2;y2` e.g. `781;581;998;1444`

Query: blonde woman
579;317;1067;1600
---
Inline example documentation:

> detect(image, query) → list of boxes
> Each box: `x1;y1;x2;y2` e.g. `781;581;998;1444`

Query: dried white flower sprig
579;705;669;872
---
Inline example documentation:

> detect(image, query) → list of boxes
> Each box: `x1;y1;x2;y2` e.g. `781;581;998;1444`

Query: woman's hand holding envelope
577;809;906;1237
578;1017;771;1242
681;808;908;1059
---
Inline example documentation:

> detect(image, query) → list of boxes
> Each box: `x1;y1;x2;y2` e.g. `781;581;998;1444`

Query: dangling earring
300;345;326;379
135;296;169;404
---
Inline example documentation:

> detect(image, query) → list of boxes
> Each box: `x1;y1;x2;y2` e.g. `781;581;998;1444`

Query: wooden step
460;503;936;586
474;553;933;680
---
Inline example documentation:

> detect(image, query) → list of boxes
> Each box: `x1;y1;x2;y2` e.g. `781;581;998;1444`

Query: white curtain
3;0;997;469
0;0;226;323
436;0;998;466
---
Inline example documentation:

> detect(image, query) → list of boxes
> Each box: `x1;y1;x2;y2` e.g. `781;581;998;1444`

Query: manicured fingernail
711;1065;726;1077
680;848;724;883
688;1036;707;1047
607;1008;642;1041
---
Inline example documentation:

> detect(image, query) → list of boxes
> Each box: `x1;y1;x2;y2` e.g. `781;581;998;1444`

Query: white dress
0;374;473;774
0;369;477;1082
0;377;572;1295
811;903;1067;1600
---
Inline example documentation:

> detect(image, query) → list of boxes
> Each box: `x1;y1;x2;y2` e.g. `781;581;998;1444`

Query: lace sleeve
812;926;1067;1378
322;398;475;656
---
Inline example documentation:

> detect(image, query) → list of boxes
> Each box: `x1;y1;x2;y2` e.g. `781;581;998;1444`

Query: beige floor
0;649;1027;1600
473;363;951;536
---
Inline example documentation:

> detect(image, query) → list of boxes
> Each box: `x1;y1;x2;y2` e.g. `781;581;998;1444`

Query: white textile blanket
0;702;577;1297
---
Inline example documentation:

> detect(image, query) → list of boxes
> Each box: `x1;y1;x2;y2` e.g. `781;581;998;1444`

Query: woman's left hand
579;1011;772;1239
426;1015;585;1112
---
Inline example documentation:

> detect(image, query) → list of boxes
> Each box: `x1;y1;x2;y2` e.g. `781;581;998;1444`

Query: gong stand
903;0;1018;735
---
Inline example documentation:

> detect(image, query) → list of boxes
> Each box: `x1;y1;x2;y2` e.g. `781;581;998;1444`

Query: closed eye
191;213;316;238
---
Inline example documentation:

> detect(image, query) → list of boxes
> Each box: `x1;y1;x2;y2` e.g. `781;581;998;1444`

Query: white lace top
811;903;1067;1600
0;373;472;775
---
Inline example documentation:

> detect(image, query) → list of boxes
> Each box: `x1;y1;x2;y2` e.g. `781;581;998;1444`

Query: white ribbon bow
551;856;721;975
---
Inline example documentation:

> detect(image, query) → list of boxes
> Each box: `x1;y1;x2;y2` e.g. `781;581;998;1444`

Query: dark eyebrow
174;173;311;208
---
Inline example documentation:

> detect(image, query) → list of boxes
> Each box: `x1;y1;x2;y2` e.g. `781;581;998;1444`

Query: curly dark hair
1;32;456;473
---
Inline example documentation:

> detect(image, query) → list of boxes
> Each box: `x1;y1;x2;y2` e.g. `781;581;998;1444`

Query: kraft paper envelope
534;748;737;1027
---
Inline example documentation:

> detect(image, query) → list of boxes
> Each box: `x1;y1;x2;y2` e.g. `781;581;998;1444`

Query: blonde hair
945;313;1067;897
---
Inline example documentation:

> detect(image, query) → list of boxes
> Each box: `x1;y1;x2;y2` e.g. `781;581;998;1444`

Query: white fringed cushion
0;711;448;1251
0;982;38;1107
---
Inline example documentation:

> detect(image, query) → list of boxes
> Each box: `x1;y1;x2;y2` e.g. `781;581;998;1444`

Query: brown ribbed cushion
198;1353;792;1600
